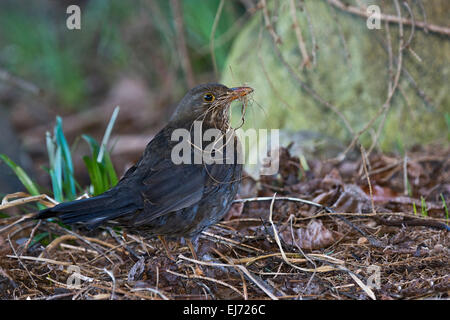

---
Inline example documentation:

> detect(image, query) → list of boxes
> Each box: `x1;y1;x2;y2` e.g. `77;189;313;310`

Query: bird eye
203;93;215;102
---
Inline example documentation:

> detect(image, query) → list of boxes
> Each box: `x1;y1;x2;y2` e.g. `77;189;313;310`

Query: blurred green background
0;0;448;196
0;0;242;107
0;0;246;195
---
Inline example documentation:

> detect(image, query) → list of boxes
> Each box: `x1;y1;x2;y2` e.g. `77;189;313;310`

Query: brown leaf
281;219;340;249
223;195;244;221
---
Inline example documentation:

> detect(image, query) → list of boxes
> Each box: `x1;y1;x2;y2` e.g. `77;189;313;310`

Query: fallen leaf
281;219;340;249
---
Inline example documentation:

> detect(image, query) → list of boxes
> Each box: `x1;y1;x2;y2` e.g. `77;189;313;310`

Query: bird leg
187;239;204;276
158;235;175;261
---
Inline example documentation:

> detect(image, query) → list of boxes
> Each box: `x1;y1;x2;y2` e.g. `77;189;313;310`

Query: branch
259;3;355;136
288;0;311;68
170;0;195;87
326;0;450;36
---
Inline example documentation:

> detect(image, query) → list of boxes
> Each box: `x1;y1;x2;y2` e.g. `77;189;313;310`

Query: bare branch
170;0;195;87
288;0;311;68
326;0;450;36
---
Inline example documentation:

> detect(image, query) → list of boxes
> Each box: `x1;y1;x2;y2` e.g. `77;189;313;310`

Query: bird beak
229;86;254;101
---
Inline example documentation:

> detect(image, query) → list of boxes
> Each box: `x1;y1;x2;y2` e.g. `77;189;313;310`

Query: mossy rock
223;0;449;153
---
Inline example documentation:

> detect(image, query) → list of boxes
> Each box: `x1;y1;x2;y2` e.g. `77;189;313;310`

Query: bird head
170;83;253;129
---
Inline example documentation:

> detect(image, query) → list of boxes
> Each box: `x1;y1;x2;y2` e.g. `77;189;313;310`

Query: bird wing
121;127;207;225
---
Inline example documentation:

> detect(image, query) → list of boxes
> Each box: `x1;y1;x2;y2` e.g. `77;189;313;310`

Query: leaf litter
0;145;448;300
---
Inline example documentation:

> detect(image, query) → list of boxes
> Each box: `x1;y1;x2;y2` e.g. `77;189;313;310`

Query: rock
222;0;450;152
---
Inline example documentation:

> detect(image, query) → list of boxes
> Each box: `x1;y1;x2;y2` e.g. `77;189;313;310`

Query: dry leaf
281;219;340;249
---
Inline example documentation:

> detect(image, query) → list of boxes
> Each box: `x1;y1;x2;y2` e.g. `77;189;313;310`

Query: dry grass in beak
229;87;254;102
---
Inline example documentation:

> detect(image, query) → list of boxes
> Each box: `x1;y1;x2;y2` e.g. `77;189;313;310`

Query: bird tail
35;191;141;229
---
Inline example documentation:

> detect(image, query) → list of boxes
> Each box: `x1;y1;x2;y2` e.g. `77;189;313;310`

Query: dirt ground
0;145;448;300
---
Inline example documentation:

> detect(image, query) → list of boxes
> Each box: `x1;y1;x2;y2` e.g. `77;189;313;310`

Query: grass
0;108;120;209
0;1;242;109
0;154;40;197
441;193;449;224
412;196;429;217
420;196;428;217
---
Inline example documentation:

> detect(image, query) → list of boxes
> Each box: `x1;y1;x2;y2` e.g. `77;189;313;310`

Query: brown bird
36;83;253;260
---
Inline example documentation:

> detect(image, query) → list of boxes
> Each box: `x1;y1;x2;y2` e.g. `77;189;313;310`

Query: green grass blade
104;151;118;186
55;117;76;198
49;170;62;203
420;196;428;217
0;154;40;196
45;131;55;169
82;134;100;158
97;106;120;163
83;156;104;196
100;163;109;192
441;194;449;224
83;134;118;192
53;146;63;201
30;232;50;247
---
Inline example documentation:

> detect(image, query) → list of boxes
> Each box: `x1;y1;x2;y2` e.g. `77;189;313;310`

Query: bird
36;83;253;261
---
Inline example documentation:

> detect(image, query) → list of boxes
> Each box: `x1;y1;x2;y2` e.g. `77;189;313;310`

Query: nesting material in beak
228;87;254;101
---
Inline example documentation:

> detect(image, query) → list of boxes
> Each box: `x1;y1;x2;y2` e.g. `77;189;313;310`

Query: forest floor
0;145;448;300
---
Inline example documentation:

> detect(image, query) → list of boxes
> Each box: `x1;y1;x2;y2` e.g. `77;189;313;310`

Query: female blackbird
36;83;253;258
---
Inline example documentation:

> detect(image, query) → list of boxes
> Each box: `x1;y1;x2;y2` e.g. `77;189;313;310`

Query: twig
21;220;42;254
6;254;73;266
0;193;57;211
0;69;41;95
403;153;409;196
268;194;331;273
166;269;245;298
131;287;170;300
0;214;35;234
300;0;318;66
59;243;99;255
334;215;384;247
401;1;415;49
372;26;434;110
107;227;142;260
414;0;428;33
342;0;405;159
45;292;76;300
201;231;264;253
48;226;114;264
6;235;37;287
170;0;195;87
260;0;282;44
360;145;376;214
334;264;376;300
213;248;248;299
103;268;116;300
234;196;333;212
371;215;450;231
260;5;355;136
326;0;450;36
367;0;405;155
288;215;316;294
178;254;279;300
288;0;310;68
231;252;337;272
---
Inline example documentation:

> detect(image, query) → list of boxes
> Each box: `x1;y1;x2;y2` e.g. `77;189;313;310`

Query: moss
222;0;449;152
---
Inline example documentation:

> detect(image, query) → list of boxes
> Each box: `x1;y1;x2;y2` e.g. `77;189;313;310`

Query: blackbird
36;83;253;258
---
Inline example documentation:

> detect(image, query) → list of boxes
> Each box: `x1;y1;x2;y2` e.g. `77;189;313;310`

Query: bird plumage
35;83;252;240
